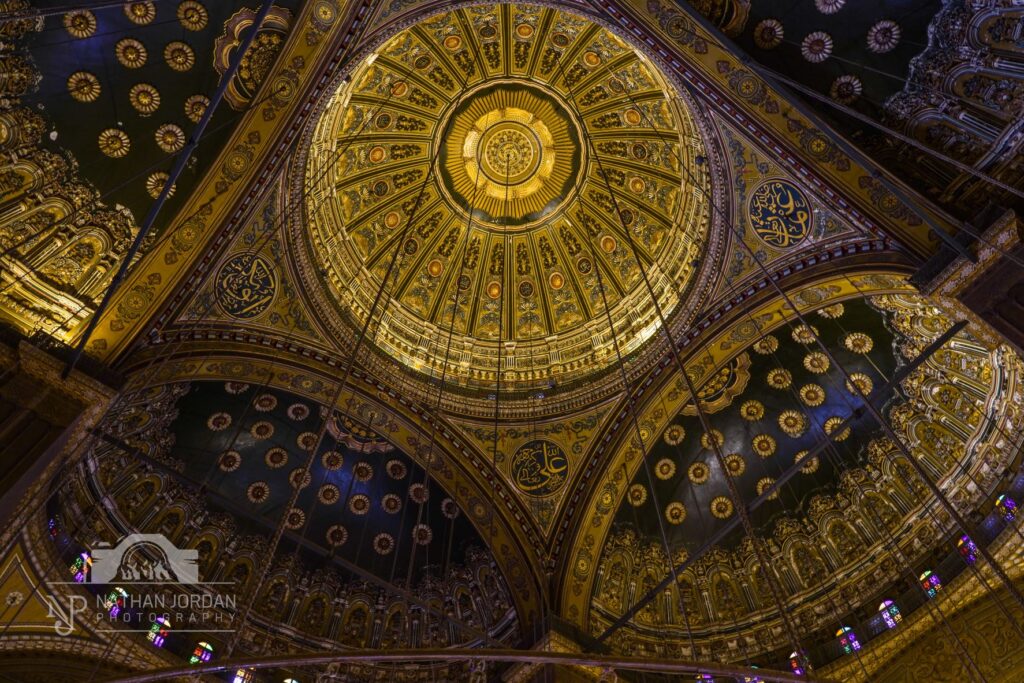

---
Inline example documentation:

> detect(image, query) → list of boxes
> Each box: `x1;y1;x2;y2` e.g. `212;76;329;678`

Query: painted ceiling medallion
752;335;778;355
740;399;764;421
665;502;687;525
303;5;714;394
177;0;209;31
284;466;310;492
867;20;901;54
795;450;820;474
688;461;710;485
165;41;196;72
412;524;433;545
824;416;851;441
129;83;161;115
752;433;777;458
628;483;648;506
767;368;792;389
844;332;874;353
846;372;874;396
724;453;746;477
326;525;348;547
246;481;270;503
98;128;130;158
710;496;734;519
803;351;830;374
664;424;685;446
756;477;779;500
792;324;819;344
67;71;101;103
818;303;845;319
801;31;833;63
63;10;96;39
115;38;148;68
655;458;676;480
779;410;808;437
145;172;174;199
321;451;343;470
184;95;209;123
752;19;783;50
373;533;395;555
800;383;826;407
155;124;185;153
124;2;156;25
830;75;863;104
814;0;845;15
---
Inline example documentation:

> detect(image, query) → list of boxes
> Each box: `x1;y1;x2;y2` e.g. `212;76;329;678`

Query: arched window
996;494;1018;522
920;570;942;598
189;641;214;664
836;626;860;654
69;552;91;583
958;535;978;564
878;600;901;629
147;616;170;647
102;587;129;618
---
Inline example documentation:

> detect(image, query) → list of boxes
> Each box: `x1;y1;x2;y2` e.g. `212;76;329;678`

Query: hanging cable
551;50;807;661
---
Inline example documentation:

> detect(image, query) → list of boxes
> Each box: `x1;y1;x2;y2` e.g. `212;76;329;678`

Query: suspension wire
395;143;481;628
624;10;1024;268
834;271;1024;550
0;80;294;264
593;41;1024;620
222;59;480;658
63;0;278;377
772;35;1008;126
756;63;1024;207
551;50;807;663
0;0;179;22
737;309;992;680
0;59;399;571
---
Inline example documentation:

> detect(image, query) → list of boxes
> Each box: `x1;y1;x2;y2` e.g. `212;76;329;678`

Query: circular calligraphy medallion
510;439;569;497
748;179;812;249
215;254;278;319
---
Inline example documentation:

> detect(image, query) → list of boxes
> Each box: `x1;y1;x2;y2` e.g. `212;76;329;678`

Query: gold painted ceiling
300;4;714;392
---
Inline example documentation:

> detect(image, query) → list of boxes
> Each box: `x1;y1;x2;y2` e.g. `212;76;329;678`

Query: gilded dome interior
302;4;712;393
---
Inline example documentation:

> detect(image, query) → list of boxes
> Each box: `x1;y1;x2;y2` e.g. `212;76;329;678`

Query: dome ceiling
300;4;715;393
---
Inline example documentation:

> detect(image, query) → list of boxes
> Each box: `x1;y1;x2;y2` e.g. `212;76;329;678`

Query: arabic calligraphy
510;439;569;497
216;253;277;319
748;180;812;249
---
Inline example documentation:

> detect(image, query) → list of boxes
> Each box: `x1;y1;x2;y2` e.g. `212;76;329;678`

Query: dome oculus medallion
300;4;716;394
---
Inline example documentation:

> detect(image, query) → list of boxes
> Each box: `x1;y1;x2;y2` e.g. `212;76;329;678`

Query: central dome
300;4;716;397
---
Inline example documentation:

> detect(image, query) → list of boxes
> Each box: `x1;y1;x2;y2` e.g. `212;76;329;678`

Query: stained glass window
790;651;807;675
190;641;214;664
69;552;91;583
958;535;978;564
147;616;170;648
878;600;901;629
232;670;254;683
102;587;129;617
920;570;941;598
836;626;861;654
996;494;1017;522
